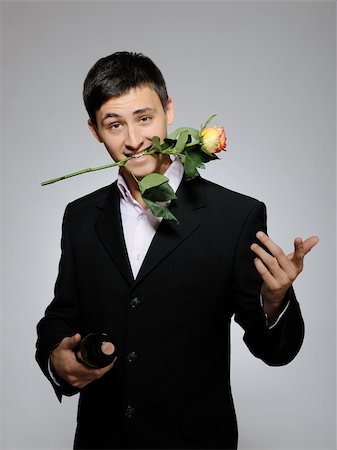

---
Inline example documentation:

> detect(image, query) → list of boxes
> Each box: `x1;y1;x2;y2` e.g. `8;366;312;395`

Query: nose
125;126;144;152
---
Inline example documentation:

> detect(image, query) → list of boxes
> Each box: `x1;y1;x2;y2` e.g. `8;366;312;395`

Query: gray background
0;1;336;449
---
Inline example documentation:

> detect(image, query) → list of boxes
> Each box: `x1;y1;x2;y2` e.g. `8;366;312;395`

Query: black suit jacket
36;176;304;449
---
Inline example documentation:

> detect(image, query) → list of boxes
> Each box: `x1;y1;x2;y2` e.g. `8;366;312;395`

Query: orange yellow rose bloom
200;127;227;154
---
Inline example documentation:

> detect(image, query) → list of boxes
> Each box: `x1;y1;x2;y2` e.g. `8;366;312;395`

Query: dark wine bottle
78;332;116;369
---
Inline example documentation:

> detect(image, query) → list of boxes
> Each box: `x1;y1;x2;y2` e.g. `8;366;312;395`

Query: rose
200;127;227;154
41;115;228;223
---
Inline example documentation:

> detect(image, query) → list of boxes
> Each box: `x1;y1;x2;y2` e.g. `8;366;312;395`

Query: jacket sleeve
232;201;305;366
35;205;81;401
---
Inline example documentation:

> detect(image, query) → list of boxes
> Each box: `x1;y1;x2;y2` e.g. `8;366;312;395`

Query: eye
109;122;121;129
140;116;151;123
105;120;123;130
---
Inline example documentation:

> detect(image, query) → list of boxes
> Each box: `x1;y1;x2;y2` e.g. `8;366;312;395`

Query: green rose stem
40;160;126;186
41;150;158;186
40;141;200;186
40;147;183;222
40;141;204;223
40;115;222;223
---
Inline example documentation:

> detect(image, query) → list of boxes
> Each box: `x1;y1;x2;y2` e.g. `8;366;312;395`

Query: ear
166;97;175;125
87;119;103;143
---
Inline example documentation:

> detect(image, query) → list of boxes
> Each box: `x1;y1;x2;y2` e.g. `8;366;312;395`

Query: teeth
132;152;145;159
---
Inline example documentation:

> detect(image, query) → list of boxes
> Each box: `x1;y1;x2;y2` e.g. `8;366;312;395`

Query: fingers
71;357;116;389
64;361;94;388
251;232;319;297
253;256;280;290
251;234;295;304
252;251;293;294
250;232;296;282
251;231;319;308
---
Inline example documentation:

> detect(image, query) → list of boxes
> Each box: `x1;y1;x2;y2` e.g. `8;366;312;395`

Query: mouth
123;150;148;160
131;151;146;159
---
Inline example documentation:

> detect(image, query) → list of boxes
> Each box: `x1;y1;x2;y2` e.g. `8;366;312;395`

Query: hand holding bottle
51;333;116;389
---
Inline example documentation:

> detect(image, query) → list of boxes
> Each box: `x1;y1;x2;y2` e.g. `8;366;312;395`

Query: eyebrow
101;107;156;124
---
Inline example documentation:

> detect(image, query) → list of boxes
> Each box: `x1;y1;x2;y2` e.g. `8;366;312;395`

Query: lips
131;151;146;159
124;150;148;159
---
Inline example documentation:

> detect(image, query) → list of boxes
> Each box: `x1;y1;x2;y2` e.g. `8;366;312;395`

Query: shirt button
136;254;141;261
125;405;135;418
127;351;137;362
130;297;140;308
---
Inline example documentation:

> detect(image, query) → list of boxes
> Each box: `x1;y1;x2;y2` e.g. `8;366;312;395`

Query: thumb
61;333;82;350
291;237;305;267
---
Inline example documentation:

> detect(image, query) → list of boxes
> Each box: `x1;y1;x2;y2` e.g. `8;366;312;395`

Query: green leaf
138;173;168;194
143;181;177;202
189;145;219;162
143;198;179;223
201;114;218;130
183;152;202;180
152;136;160;146
150;135;162;151
182;146;218;180
178;154;186;164
167;127;200;142
162;138;177;150
174;129;189;154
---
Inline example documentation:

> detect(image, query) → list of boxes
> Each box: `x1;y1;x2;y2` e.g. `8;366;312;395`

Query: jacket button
127;351;137;362
130;297;140;308
125;405;135;418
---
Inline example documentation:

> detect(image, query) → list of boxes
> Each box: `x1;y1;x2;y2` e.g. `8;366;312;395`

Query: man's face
88;86;174;181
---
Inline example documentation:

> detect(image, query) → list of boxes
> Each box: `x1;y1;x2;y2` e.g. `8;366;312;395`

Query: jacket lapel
134;177;206;286
95;183;134;286
94;177;207;288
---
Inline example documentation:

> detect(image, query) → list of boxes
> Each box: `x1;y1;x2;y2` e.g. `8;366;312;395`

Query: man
36;51;318;449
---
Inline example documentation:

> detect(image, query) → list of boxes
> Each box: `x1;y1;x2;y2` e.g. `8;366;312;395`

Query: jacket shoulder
197;177;264;209
66;182;115;213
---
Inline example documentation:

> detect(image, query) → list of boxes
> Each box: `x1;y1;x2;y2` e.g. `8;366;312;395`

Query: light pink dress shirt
117;156;184;279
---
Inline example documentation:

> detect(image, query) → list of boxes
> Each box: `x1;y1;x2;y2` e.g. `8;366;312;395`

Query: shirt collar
117;155;184;205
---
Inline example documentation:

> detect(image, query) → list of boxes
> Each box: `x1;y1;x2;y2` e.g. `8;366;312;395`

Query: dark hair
83;51;169;126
